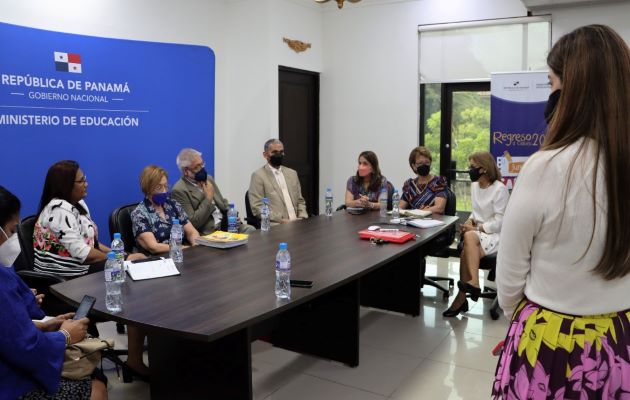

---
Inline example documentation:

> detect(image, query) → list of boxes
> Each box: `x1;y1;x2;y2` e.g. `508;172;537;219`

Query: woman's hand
127;253;146;262
358;195;371;208
39;313;75;332
60;318;89;344
460;221;476;235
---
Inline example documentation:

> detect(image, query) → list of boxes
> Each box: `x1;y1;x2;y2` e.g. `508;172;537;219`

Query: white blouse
497;138;630;317
469;180;509;234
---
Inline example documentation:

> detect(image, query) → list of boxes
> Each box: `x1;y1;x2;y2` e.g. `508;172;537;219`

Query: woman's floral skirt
492;300;630;399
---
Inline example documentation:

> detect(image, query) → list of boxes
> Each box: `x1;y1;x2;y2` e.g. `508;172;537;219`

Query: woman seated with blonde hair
131;165;199;254
443;151;509;317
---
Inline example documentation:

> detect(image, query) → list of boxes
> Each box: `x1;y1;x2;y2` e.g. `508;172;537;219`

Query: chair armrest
16;270;66;285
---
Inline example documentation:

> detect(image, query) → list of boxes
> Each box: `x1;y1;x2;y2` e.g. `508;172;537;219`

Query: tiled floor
100;257;508;399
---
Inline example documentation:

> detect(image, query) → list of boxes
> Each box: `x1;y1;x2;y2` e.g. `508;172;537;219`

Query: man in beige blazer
249;139;308;223
172;148;254;234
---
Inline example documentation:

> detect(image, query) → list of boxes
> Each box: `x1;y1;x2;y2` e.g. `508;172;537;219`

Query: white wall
320;0;527;209
533;1;630;41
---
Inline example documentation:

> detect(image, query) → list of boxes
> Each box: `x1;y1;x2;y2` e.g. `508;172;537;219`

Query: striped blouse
33;199;97;277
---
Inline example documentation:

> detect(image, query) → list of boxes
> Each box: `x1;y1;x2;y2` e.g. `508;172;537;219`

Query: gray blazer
171;176;228;235
248;165;308;223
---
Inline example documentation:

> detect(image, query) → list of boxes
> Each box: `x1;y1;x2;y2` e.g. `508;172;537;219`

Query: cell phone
73;295;96;320
290;279;313;288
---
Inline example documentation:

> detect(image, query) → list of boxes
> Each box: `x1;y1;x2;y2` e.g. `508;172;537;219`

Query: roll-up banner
490;71;550;189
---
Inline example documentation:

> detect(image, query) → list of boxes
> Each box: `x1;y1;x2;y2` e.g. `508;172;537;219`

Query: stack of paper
124;258;180;281
196;231;249;249
388;209;432;218
406;219;445;229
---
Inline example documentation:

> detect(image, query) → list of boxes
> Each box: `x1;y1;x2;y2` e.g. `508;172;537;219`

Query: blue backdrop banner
0;22;215;241
490;72;549;190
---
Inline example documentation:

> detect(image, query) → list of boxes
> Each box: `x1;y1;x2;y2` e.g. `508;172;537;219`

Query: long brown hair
544;25;630;280
354;151;383;193
38;160;87;215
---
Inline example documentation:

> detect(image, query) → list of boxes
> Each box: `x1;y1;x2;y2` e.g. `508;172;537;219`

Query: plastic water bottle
105;252;123;313
379;188;388;218
169;218;183;265
275;243;291;299
111;232;126;281
261;198;271;232
392;189;400;219
325;187;333;217
228;203;238;233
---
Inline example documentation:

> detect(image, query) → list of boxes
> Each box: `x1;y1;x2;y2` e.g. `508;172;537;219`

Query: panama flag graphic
54;51;82;73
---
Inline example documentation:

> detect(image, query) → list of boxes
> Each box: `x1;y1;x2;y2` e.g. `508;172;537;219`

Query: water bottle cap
172;218;180;225
326;187;331;191
279;242;287;250
263;197;268;203
381;188;387;192
113;233;121;239
229;203;234;208
107;251;116;259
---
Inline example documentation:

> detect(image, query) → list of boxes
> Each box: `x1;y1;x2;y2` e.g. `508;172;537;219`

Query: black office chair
244;190;261;229
108;203;140;253
15;215;69;316
422;187;457;299
109;203;140;334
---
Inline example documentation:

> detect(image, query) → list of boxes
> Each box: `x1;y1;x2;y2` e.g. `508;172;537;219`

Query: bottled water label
276;260;290;270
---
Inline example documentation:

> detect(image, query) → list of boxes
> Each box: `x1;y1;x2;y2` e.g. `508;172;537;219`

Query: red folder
358;229;415;244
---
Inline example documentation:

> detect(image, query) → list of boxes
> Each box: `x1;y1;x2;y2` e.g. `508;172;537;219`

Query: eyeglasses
412;163;431;168
74;175;88;184
153;183;169;192
190;163;205;173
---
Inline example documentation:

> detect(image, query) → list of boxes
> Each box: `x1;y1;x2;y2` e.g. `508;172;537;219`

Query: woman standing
493;25;630;398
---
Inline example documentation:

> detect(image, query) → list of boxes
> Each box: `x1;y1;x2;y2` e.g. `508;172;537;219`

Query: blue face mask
193;167;208;182
151;192;169;206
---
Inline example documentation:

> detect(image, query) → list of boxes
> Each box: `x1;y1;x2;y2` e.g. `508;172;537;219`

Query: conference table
52;211;458;399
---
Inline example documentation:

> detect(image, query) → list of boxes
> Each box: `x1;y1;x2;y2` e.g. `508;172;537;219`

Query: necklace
415;176;430;192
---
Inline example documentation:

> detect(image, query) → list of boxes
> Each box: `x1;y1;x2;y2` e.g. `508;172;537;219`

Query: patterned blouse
33;199;97;277
346;176;389;203
401;175;448;209
131;197;189;249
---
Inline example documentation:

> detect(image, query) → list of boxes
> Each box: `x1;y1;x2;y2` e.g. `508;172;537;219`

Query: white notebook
124;258;180;281
406;219;445;229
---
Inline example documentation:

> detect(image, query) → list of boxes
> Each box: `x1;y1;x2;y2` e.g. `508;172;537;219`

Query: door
279;66;320;216
420;82;491;213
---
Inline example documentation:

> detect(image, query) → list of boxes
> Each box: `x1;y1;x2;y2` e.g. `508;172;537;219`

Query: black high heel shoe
122;362;150;383
457;280;482;301
442;299;469;317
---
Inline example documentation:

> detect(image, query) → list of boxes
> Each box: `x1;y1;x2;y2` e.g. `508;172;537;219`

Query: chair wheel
490;309;500;320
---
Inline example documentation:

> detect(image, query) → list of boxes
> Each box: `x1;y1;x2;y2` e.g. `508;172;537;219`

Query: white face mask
0;226;21;267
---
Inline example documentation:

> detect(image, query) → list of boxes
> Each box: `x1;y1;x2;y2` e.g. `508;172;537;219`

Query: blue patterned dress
131;197;189;248
400;176;448;209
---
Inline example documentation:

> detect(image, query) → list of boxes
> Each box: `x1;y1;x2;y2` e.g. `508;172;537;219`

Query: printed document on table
124;258;180;280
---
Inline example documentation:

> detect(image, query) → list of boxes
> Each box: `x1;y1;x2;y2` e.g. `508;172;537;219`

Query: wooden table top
52;211;458;341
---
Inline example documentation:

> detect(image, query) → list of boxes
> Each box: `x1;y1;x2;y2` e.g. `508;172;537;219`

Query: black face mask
416;164;430;177
544;89;561;124
193;167;208;182
469;167;483;182
269;154;284;168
